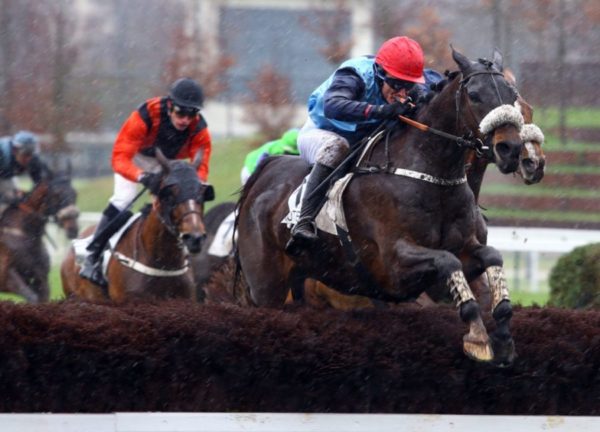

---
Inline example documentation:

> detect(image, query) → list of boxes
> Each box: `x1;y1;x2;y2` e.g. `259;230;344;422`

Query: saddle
73;213;141;279
282;127;389;236
207;210;237;257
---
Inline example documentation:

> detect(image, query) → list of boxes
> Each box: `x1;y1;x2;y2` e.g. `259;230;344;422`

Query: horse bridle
454;62;518;159
157;197;204;243
396;65;516;160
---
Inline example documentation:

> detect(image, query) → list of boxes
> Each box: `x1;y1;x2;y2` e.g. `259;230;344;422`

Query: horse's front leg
392;240;492;362
462;243;516;367
8;269;40;303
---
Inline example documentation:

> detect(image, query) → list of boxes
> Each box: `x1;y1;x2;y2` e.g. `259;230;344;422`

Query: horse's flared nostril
495;140;522;173
182;233;204;254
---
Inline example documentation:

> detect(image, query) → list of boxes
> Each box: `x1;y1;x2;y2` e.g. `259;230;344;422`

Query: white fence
47;216;600;293
1;413;599;432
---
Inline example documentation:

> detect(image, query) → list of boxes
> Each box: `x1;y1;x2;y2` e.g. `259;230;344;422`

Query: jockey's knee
315;135;349;168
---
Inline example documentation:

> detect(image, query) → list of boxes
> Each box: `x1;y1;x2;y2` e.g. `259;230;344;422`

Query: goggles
375;65;416;92
172;104;199;118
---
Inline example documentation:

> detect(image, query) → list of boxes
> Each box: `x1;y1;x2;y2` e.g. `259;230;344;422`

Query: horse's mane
236;155;279;213
412;70;460;116
140;203;153;217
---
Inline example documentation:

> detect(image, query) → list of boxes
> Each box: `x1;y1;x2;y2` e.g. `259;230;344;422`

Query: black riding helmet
12;130;39;156
168;78;204;111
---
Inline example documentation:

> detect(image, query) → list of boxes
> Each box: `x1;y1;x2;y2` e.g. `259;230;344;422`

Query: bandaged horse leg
462;242;515;366
448;270;493;362
486;265;516;366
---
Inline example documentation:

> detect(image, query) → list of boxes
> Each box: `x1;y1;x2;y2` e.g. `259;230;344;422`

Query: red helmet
375;36;425;84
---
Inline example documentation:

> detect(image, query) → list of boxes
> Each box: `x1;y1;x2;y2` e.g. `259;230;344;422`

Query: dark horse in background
61;150;213;303
0;164;79;303
190;201;237;302
236;48;525;366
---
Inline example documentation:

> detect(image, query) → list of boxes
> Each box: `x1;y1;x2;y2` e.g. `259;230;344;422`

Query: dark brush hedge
0;300;599;414
549;242;600;308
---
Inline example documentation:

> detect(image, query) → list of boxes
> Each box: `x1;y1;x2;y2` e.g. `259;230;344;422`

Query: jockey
240;128;299;184
287;36;426;250
79;77;213;287
0;131;44;218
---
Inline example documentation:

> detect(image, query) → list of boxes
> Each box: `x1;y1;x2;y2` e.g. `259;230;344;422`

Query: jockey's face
169;105;198;131
14;150;33;167
381;81;411;104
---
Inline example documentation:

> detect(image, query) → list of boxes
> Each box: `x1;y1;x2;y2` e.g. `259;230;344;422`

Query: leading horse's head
452;48;524;174
41;162;80;239
154;149;213;254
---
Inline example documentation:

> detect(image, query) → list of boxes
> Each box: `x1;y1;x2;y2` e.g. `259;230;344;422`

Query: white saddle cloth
282;173;354;235
72;213;142;276
207;210;237;257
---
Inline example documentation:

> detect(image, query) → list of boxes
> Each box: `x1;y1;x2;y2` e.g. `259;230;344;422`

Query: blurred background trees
0;0;598;151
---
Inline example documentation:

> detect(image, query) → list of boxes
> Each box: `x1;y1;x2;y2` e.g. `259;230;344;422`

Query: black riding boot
79;203;131;288
285;163;333;254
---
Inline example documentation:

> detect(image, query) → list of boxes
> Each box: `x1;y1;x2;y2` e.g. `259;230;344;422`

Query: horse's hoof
463;340;494;362
491;334;516;368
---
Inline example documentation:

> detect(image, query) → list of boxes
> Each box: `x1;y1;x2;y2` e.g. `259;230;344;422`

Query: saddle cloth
207;210;237;257
282;172;354;235
72;213;141;277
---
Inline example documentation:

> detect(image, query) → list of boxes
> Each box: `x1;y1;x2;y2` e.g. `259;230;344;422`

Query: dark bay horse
295;94;546;313
0;166;79;302
61;151;212;303
236;48;525;365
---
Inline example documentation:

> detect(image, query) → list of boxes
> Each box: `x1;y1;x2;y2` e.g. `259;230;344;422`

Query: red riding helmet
375;36;425;84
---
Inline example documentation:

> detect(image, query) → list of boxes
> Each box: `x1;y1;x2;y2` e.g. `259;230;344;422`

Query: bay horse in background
61;151;213;303
0;164;79;302
236;47;525;366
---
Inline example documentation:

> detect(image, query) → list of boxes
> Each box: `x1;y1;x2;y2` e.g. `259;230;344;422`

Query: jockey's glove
138;171;162;194
368;100;414;120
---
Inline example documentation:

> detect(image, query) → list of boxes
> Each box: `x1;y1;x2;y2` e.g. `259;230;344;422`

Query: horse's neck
138;211;185;264
8;189;49;234
466;155;490;201
387;84;467;177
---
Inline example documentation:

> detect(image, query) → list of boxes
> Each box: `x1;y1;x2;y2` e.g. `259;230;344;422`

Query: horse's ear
203;184;215;202
192;150;204;170
155;148;170;174
492;48;504;71
451;45;471;72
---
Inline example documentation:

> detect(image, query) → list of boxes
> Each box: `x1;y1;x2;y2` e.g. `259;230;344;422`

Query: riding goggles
375;65;416;92
172;104;199;118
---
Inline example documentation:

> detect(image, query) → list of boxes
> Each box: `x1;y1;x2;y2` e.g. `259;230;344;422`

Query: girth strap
335;225;387;299
390;167;467;186
113;251;189;277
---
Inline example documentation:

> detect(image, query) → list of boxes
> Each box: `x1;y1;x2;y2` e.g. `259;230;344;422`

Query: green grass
510;290;549;307
534;107;600;130
482;184;600;198
485;207;600;223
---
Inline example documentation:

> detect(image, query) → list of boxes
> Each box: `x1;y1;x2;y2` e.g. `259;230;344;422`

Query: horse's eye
468;91;482;103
